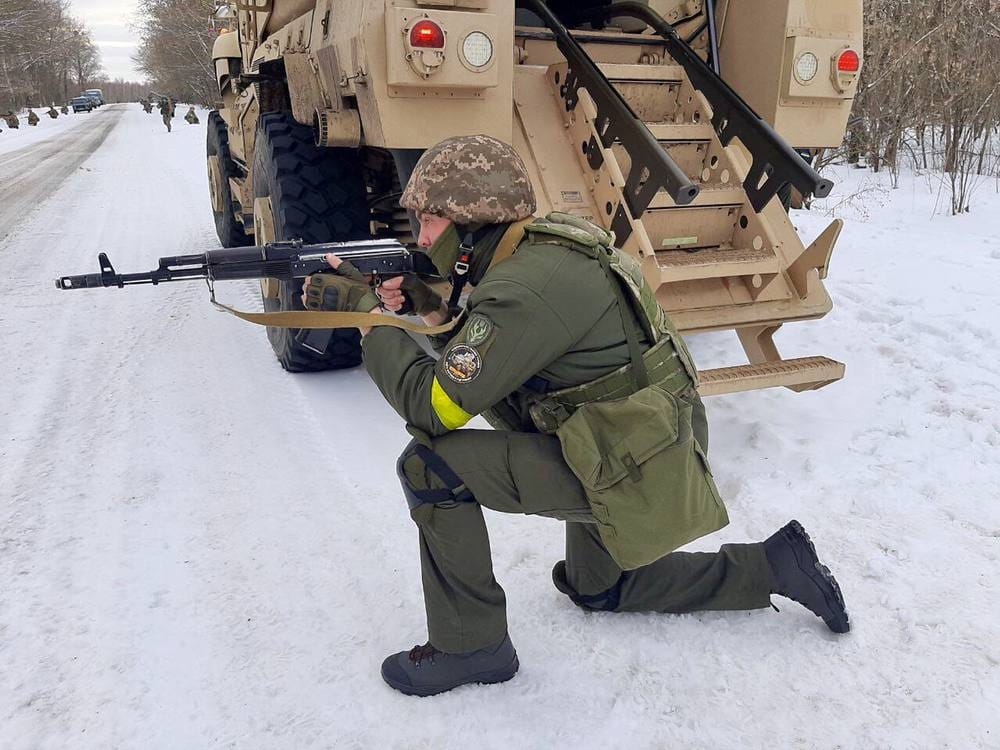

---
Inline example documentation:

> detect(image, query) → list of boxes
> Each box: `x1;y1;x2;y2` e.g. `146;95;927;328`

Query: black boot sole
382;655;520;698
785;520;850;634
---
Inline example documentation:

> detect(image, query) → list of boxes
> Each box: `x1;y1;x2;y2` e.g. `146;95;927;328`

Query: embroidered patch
465;315;493;346
444;344;482;384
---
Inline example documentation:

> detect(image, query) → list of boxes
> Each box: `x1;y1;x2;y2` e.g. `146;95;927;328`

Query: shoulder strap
487;218;533;269
595;247;650;391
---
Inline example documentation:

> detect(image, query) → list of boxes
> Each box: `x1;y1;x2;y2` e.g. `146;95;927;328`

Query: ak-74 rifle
55;238;444;352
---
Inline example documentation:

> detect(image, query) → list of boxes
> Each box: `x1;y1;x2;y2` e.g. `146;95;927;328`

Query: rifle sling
210;298;463;336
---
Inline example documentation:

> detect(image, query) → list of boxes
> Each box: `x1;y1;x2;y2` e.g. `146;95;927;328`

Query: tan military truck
206;0;862;395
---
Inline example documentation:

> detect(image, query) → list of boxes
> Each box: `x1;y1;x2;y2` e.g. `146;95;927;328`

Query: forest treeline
0;0;151;110
830;0;1000;212
1;0;104;109
133;0;218;106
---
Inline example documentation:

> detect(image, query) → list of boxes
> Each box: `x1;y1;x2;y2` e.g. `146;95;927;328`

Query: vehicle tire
253;112;370;372
207;111;251;248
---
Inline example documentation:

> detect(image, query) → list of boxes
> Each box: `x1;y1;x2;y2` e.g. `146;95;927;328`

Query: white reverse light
795;52;819;83
462;31;493;69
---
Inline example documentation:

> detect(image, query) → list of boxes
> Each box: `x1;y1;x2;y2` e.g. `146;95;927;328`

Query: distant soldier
184;106;199;125
27;109;39;126
60;103;69;115
160;97;175;132
141;98;152;114
47;104;59;119
6;110;20;128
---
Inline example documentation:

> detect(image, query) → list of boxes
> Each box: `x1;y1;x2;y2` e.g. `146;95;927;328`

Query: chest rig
518;212;701;433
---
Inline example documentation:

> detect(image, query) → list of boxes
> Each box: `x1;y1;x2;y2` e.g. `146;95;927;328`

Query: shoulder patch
444;344;482;384
465;314;493;346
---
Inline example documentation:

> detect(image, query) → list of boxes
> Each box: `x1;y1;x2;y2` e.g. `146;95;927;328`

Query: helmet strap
446;230;478;316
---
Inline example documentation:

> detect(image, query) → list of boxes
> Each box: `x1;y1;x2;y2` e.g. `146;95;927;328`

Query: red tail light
410;20;445;49
837;49;860;73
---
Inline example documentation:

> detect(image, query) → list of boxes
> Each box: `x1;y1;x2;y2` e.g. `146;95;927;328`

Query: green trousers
399;430;773;653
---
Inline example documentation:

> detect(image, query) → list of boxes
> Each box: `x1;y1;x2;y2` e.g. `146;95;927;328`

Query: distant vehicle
83;89;105;106
81;90;103;108
70;96;93;113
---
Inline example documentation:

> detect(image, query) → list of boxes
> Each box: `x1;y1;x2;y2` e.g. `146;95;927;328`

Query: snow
0;106;107;157
1;105;998;749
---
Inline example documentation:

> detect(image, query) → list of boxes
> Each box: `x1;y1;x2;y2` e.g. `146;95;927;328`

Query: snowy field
0;106;998;749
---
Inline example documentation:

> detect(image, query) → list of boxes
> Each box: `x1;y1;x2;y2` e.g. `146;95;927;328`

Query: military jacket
364;214;728;567
362;221;653;438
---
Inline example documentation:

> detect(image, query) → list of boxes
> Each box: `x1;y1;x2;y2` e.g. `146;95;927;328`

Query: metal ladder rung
647;186;745;209
599;63;685;82
647;122;716;141
656;246;779;283
697;356;845;396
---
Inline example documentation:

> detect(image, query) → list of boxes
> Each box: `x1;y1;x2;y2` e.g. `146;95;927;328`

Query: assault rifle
55;238;437;290
55;238;441;353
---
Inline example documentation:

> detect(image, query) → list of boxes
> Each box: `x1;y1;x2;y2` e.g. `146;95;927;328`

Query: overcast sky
71;0;144;81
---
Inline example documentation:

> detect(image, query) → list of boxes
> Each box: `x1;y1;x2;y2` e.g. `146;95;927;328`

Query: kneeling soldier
184;106;199;125
303;135;850;697
27;109;39;126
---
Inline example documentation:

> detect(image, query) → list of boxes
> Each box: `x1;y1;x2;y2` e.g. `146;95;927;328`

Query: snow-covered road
0;105;123;241
0;106;997;749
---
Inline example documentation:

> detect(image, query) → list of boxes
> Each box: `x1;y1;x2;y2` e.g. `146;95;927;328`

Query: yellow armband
431;377;474;430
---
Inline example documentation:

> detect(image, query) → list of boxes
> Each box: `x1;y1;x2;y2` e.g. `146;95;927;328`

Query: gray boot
380;634;519;697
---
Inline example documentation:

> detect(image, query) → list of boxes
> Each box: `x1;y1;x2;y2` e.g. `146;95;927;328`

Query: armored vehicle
206;0;862;396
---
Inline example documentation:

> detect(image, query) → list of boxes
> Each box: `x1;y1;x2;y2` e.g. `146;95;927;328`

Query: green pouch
555;385;729;570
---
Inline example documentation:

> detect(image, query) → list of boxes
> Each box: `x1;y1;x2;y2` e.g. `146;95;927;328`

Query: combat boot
380;634;519;697
764;520;850;633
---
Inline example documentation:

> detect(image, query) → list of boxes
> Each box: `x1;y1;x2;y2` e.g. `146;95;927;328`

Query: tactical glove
303;261;379;313
397;275;443;316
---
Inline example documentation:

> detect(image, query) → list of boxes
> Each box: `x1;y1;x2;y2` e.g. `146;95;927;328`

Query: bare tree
843;0;1000;213
0;0;105;109
133;0;218;105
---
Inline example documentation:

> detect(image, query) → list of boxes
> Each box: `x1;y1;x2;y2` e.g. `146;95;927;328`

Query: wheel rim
207;154;225;213
254;196;280;300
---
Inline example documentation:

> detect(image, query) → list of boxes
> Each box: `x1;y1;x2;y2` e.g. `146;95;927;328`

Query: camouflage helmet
400;135;536;225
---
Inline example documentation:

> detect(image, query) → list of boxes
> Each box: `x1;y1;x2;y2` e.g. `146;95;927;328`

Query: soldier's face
417;213;452;249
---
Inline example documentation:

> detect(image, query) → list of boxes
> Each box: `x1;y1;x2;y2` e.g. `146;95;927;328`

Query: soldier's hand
378;275;443;316
301;256;379;313
323;253;367;283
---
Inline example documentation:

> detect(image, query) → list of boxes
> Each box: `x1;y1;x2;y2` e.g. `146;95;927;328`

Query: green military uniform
5;111;20;129
308;134;845;694
362;215;772;654
47;105;59;119
26;109;39;126
184;106;199;125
